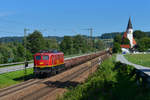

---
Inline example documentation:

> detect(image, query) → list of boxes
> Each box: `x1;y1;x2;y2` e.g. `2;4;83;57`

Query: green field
0;68;33;88
59;55;150;100
124;54;150;67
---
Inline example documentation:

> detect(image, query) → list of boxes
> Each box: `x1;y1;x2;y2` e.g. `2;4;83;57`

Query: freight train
33;50;108;77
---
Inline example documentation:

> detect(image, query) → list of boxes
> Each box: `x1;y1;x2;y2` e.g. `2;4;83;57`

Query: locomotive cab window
36;56;41;60
43;55;49;60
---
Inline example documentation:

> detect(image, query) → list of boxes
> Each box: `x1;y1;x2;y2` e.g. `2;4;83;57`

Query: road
116;54;150;76
0;63;34;74
0;53;97;74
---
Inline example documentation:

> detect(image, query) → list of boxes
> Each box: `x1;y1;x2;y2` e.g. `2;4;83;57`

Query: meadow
124;54;150;67
0;68;33;88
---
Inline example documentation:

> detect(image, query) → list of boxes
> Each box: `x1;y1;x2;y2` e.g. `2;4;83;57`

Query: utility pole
24;28;29;81
82;28;93;48
83;28;93;74
89;28;93;48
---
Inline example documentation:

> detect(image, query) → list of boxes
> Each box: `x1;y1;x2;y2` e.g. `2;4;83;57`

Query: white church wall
127;29;133;48
121;48;130;54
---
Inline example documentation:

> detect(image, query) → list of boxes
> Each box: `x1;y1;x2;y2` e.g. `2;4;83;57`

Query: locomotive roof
34;50;64;56
34;52;64;56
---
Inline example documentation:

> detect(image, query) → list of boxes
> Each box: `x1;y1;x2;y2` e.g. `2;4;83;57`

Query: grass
124;54;150;67
0;68;33;89
58;55;150;100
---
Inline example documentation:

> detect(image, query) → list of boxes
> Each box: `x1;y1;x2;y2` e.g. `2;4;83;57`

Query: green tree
73;35;89;53
133;30;147;39
137;37;150;51
114;35;122;44
94;39;105;51
26;30;45;54
45;39;59;50
60;36;73;54
17;44;25;57
112;42;121;53
0;45;14;63
122;38;130;45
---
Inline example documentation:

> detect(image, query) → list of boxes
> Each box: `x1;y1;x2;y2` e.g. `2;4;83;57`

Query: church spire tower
127;17;133;30
126;17;134;48
121;17;136;52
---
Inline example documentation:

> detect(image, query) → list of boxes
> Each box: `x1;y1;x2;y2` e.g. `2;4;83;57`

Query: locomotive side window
43;55;49;60
58;55;59;60
52;56;54;65
58;55;60;60
36;56;41;60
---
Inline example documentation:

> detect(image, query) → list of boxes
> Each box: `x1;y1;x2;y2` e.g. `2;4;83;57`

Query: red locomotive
33;50;64;76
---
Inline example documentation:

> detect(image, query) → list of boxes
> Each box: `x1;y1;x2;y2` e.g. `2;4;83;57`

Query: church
121;17;136;53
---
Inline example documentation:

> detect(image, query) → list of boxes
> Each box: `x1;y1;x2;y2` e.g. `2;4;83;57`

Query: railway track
0;79;43;97
20;64;91;100
0;51;109;100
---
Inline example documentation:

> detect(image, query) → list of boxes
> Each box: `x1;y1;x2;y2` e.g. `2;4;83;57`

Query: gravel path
116;54;150;76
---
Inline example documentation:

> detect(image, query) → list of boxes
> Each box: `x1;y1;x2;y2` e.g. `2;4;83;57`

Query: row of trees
0;30;105;64
60;35;105;55
0;42;32;64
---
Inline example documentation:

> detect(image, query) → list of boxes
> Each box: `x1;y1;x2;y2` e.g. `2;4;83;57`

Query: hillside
0;36;64;43
0;31;150;43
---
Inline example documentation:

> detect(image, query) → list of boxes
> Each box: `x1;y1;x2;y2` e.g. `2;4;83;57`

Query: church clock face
128;29;133;34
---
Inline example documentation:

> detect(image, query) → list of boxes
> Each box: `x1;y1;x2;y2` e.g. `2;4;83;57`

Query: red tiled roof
123;32;127;38
133;38;136;45
120;45;130;48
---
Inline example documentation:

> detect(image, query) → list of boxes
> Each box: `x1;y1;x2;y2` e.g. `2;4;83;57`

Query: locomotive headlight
40;62;44;64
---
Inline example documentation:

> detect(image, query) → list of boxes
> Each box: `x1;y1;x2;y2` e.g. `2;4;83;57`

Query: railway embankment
59;55;150;100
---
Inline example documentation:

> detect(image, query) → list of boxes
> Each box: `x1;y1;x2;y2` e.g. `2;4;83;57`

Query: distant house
121;17;136;53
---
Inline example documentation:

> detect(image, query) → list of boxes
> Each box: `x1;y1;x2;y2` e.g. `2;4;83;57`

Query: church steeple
127;17;133;30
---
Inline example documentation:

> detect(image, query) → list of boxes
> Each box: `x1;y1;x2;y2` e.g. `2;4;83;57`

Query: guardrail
134;68;150;86
0;61;33;67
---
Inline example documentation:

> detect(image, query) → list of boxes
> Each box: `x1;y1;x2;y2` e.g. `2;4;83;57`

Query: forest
0;30;105;64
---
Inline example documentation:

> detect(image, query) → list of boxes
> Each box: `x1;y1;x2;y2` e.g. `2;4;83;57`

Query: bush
59;56;150;100
112;42;121;53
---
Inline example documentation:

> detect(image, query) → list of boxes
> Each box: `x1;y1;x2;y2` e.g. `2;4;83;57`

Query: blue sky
0;0;150;37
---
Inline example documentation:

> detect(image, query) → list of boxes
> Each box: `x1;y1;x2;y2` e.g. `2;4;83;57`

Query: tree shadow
13;74;34;81
140;69;150;72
